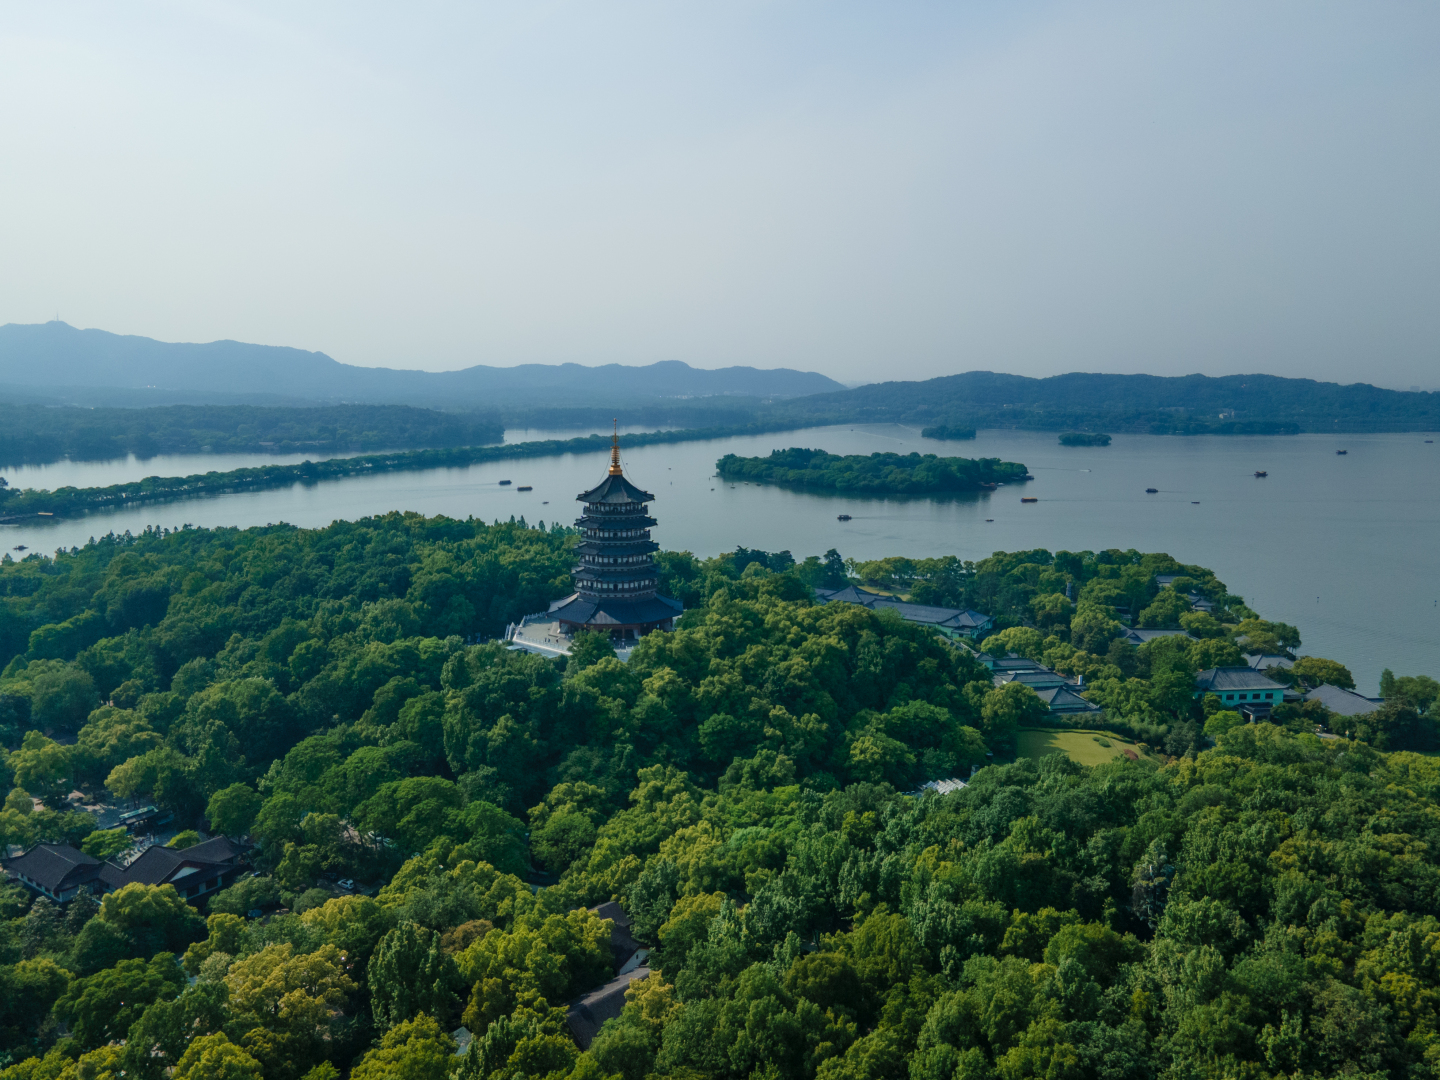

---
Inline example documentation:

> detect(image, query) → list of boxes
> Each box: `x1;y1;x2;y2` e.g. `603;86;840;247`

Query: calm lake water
3;425;1437;695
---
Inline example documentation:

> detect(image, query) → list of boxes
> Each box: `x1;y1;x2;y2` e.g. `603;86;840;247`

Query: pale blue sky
1;2;1436;387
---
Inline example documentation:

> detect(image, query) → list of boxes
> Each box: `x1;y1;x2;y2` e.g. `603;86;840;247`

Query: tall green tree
369;921;461;1030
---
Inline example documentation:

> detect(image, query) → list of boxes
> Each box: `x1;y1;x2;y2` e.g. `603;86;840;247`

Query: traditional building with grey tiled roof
114;836;244;899
1119;628;1193;647
6;844;107;902
994;669;1071;691
812;586;993;640
1035;685;1102;714
1304;684;1384;717
6;835;244;903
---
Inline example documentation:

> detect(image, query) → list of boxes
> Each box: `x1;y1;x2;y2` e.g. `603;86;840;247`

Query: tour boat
517;486;533;491
1254;471;1267;477
1021;497;1038;503
498;479;512;485
837;514;852;521
1336;450;1347;455
1145;488;1158;493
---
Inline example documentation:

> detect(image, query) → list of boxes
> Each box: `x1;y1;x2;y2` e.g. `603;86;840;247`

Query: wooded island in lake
715;447;1029;494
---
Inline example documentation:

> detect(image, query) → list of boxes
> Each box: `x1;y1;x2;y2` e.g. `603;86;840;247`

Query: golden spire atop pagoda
609;419;623;475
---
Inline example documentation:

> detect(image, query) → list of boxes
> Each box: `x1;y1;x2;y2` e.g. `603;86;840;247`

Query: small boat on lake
498;479;512;485
13;545;26;551
1254;471;1268;477
837;514;852;521
1145;488;1158;494
517;486;533;491
1021;497;1038;503
1192;501;1200;504
1336;450;1347;455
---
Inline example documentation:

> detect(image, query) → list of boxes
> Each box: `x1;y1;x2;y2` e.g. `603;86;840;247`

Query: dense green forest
715;450;1029;495
0;524;1438;1079
0;405;504;465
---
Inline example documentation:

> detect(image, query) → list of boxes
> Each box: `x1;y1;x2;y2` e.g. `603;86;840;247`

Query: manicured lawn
1015;727;1155;767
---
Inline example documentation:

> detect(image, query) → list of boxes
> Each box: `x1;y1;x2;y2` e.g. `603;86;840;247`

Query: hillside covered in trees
0;522;1437;1079
0;404;504;465
772;371;1440;435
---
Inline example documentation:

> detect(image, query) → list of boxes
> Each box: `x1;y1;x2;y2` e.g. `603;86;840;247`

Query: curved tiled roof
576;473;654;504
1304;684;1383;717
7;843;101;892
1195;667;1287;693
119;836;239;886
550;594;682;627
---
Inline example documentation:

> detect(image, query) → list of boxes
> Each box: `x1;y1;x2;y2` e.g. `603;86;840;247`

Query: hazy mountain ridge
4;321;1435;434
0;321;844;407
780;370;1440;433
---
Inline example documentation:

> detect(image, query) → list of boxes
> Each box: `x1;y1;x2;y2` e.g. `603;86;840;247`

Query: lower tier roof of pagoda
574;540;658;557
548;592;682;628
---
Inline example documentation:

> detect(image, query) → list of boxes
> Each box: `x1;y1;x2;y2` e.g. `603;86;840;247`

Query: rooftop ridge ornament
609;419;623;475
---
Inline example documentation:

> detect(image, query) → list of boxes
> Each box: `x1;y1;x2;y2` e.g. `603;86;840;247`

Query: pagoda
546;429;682;641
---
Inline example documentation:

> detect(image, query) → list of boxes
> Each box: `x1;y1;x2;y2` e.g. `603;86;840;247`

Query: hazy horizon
2;3;1437;389
4;318;1437;396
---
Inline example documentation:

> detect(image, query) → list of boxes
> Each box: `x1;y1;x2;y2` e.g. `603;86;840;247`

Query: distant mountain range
0;322;844;408
3;321;1435;436
773;370;1440;434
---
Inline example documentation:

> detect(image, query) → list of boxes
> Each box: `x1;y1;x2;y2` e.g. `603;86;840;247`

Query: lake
2;425;1436;695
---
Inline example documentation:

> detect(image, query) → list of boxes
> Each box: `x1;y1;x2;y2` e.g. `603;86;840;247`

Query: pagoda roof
578;473;654;504
549;593;682;627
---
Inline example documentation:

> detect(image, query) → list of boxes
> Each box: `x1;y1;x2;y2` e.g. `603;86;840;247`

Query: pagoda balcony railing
584;500;649;511
575;518;657;528
575;569;657;583
577;582;658;594
580;530;652;541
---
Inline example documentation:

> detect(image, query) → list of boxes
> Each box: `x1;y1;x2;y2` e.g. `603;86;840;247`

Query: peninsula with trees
0;403;504;464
